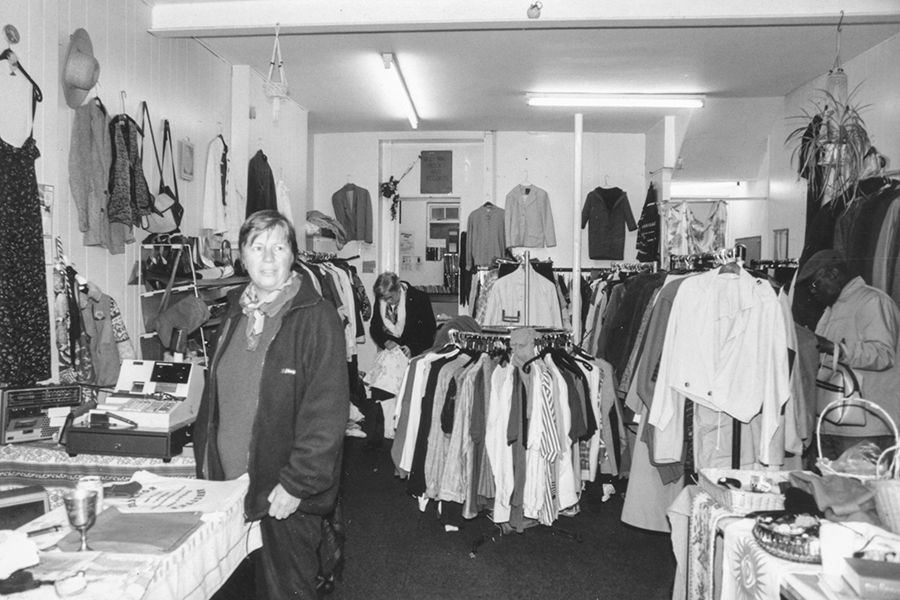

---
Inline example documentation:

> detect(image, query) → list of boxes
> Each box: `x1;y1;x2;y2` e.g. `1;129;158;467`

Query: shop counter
0;441;196;507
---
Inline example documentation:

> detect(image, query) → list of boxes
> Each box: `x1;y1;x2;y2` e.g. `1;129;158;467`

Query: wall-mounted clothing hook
120;90;126;114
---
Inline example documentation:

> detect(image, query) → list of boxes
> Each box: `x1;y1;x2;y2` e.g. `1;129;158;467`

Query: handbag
141;103;184;234
148;247;210;349
816;348;867;426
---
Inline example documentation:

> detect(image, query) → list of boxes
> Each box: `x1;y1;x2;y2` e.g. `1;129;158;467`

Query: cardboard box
843;557;900;599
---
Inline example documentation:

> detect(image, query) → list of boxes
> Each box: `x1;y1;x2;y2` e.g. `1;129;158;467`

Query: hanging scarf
380;284;407;337
239;272;300;350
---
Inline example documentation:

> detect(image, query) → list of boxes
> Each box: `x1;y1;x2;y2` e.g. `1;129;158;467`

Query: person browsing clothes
194;210;349;600
362;272;436;449
799;249;900;460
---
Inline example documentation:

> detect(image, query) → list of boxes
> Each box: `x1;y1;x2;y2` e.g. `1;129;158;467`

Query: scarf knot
239;273;300;350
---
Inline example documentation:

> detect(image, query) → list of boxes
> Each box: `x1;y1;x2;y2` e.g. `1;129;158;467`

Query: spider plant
786;85;872;205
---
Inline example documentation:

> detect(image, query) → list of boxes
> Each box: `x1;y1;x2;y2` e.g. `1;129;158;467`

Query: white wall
0;0;308;377
768;32;900;259
312;128;646;373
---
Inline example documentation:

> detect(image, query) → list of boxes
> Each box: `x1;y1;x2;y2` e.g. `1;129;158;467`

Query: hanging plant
786;85;872;206
381;176;401;220
381;155;421;220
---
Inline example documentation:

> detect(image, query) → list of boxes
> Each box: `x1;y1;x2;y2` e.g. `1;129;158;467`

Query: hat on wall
62;28;100;109
797;249;846;283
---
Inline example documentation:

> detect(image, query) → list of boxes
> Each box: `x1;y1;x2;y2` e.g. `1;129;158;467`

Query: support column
572;114;583;342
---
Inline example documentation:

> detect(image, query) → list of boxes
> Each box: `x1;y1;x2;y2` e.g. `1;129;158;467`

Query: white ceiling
148;0;900;179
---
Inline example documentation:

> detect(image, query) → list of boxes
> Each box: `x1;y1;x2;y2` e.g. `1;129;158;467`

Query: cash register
64;360;204;461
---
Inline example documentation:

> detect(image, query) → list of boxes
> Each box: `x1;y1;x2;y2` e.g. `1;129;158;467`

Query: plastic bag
831;441;882;476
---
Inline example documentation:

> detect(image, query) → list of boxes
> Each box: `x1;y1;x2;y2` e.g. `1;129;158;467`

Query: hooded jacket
194;272;349;520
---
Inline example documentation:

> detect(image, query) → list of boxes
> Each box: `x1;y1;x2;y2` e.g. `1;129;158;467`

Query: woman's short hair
373;272;401;299
239;210;298;256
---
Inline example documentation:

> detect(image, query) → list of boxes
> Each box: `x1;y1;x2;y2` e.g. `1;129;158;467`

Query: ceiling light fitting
526;94;705;109
382;53;419;129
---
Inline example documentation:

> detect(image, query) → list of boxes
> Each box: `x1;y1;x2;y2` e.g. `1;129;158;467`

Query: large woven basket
698;468;789;515
870;444;900;534
815;398;899;481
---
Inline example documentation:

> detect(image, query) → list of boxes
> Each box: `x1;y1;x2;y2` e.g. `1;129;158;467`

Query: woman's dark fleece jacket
194;272;350;520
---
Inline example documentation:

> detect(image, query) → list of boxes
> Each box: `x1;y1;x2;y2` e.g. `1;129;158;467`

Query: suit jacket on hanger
332;183;373;243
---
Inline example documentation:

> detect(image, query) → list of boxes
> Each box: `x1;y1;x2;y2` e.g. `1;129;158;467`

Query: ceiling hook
837;10;844;33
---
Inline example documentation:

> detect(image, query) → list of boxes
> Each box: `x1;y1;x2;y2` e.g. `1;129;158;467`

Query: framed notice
420;151;452;194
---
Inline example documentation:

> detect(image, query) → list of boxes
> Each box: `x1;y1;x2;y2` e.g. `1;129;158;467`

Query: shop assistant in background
331;183;373;243
194;210;349;600
365;272;437;449
800;249;900;460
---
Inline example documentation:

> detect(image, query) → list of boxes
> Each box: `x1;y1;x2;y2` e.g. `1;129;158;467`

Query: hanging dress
0;87;51;385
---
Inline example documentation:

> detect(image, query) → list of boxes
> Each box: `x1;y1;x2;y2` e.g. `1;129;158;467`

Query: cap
797;249;846;283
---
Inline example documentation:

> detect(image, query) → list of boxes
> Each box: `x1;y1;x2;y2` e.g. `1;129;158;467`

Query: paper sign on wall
420;151;452;194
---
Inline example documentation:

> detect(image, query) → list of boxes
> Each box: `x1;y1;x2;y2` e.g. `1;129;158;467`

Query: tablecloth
0;442;195;507
10;476;261;600
721;518;821;600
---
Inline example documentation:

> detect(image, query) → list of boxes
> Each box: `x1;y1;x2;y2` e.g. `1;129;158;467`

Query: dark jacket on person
194;272;350;521
369;283;437;357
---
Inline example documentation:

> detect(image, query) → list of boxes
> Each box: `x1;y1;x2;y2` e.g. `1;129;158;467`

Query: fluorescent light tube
383;53;419;129
526;94;705;109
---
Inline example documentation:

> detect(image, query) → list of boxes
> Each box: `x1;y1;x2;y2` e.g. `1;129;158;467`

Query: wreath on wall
381;155;421;220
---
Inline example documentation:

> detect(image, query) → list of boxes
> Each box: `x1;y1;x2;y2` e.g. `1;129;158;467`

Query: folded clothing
58;507;202;554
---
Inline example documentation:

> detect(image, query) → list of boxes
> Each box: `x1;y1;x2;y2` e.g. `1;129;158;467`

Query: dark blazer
369;283;436;357
332;184;373;243
194;273;350;520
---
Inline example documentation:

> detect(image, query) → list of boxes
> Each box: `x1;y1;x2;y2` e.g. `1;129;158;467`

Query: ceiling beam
150;0;900;38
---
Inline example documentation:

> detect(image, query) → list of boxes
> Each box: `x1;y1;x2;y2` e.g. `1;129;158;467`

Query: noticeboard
420;151;452;194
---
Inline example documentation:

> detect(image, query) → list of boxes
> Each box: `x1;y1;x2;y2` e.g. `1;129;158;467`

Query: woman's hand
267;483;301;520
385;340;398;350
399;345;411;358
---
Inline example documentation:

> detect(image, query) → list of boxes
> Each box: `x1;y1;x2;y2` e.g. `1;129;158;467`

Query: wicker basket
816;398;899;481
698;468;788;515
870;444;900;534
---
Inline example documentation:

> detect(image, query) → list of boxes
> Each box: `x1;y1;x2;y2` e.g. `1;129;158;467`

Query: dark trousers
254;511;323;600
361;387;393;443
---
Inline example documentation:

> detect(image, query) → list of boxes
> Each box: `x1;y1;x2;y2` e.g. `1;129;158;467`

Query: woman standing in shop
363;271;437;449
194;210;349;600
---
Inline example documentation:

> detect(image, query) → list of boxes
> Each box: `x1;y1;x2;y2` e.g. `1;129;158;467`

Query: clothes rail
297;250;337;262
610;261;657;273
669;245;745;271
750;258;798;270
448;327;571;353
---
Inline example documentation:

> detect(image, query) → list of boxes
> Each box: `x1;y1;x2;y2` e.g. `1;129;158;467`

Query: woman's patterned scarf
239;272;300;350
